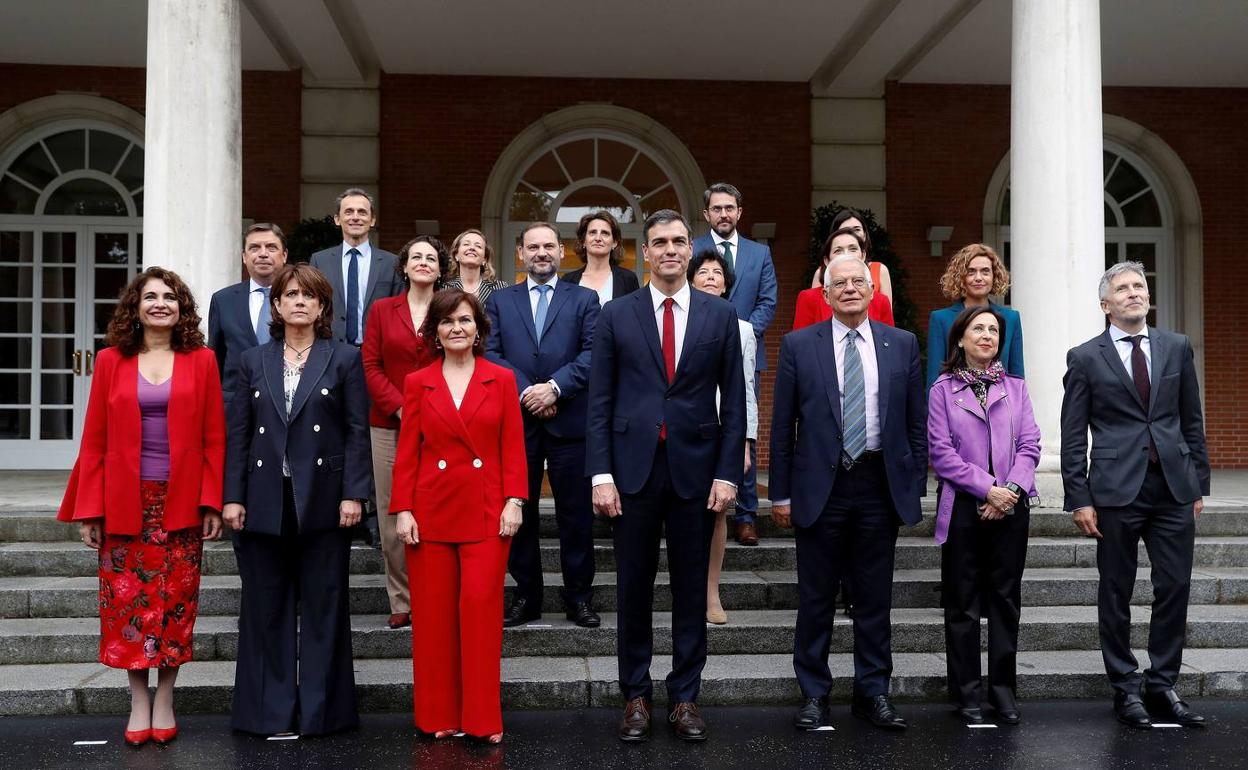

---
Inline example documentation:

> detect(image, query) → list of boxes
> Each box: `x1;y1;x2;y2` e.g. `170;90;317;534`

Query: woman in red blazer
793;227;894;330
390;289;527;744
362;236;447;630
58;267;224;747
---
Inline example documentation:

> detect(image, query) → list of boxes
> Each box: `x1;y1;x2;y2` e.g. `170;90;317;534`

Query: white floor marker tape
266;734;300;741
1151;723;1182;728
967;723;999;729
812;725;836;731
528;624;553;628
73;740;107;746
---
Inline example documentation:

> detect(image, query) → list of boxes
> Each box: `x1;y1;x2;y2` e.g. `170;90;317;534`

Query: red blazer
792;286;895;331
389;358;527;543
362;294;436;428
58;346;225;535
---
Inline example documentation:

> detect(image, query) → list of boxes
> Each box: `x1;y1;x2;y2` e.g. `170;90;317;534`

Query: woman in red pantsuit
362;236;446;630
58;267;225;747
391;289;527;744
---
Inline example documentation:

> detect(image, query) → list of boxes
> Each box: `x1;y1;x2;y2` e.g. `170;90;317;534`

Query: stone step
3;567;1246;619
11;505;1248;542
4;605;1246;665
4;648;1246;716
6;535;1248;578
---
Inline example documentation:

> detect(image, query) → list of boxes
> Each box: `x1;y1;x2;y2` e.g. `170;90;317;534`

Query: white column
1010;0;1105;472
143;0;241;304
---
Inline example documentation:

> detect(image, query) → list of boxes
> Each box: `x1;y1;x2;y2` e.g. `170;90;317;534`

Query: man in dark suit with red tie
208;223;288;405
1061;261;1210;729
586;209;746;743
486;222;601;629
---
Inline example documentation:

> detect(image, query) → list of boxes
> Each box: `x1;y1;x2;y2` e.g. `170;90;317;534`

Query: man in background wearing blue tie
770;254;926;732
693;183;776;546
486;222;601;629
310;188;403;346
208;223;288;405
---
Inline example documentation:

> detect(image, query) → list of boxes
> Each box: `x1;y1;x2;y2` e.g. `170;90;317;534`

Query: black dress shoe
1113;693;1152;729
618;696;651;742
503;597;541;628
851;695;907;730
794;696;830;730
956;707;985;725
565;602;601;628
996;708;1021;725
1144;690;1206;727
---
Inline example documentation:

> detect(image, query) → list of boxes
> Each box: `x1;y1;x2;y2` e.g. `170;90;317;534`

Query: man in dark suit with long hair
1061;261;1210;729
587;209;745;743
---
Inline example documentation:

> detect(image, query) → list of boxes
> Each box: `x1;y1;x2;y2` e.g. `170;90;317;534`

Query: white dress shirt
247;278;266;331
340;240;372;342
595;279;613;308
1108;323;1152;381
592;281;734;490
832;316;881;452
711;230;740;260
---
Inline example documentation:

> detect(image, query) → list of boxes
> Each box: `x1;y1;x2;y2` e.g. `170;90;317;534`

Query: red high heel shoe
151;724;178;744
124;727;151;747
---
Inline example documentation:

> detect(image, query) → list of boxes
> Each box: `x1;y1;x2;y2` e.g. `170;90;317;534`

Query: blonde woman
445;228;509;303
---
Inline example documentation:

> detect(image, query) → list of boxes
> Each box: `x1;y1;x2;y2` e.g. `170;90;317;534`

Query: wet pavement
5;701;1245;770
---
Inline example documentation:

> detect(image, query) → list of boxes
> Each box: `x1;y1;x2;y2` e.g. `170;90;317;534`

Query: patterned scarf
953;359;1005;410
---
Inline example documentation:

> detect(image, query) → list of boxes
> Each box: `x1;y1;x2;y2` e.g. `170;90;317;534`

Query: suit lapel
363;249;386;304
393;296;419;341
230;282;260;345
872;321;892;429
1097;330;1145;410
631;289;667;378
513;285;539;347
262;342;287;422
674;290;710;380
1146;327;1163;416
813;321;843;430
457;363;494;431
427;365;485;459
326;246;346;311
728;241;751;302
288;339;332;424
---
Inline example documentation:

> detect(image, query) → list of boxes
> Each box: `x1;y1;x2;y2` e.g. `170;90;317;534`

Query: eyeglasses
828;278;868;292
707;205;738;215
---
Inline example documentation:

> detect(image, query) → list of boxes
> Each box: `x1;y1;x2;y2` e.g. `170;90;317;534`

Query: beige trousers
371;426;410;614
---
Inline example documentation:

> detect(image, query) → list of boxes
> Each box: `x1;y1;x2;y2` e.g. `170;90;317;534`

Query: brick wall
0;63;302;233
380;74;813;466
886;81;1248;467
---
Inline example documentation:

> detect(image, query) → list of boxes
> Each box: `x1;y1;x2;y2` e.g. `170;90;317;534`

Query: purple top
138;372;172;481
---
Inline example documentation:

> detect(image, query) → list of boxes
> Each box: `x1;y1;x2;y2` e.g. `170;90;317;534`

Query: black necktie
346;248;360;343
1129;335;1158;462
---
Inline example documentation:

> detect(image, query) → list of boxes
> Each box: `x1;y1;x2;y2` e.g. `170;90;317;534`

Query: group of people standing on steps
55;179;1210;748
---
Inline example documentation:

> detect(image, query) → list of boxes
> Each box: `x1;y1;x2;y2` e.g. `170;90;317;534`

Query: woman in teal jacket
927;243;1023;389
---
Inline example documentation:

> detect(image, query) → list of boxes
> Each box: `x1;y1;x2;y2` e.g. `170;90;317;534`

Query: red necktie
660;297;675;439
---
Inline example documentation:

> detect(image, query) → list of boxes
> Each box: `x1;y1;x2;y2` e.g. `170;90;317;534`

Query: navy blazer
224;338;373;535
309;244;404;343
208;280;260;403
563;264;640;302
692;233;777;370
1060;327;1210;511
769;319;928;527
926;302;1024;389
585;286;746;498
484;279;600;442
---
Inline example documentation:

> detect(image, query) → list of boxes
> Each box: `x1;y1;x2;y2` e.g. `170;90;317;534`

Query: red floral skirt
97;481;203;669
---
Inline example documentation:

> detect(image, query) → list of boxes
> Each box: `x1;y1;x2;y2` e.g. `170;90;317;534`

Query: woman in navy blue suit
927;244;1024;390
223;262;372;736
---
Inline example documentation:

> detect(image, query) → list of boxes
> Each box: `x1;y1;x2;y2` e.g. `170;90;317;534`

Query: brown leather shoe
669;702;707;741
618;696;651;742
735;522;759;546
387;612;411;629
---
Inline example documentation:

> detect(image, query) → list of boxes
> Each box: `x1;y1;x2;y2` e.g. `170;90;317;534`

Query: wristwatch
506;497;526;507
1005;482;1024;497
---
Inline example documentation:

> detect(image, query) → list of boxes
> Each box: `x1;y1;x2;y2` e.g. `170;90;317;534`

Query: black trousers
793;454;899;699
613;443;715;703
509;431;595;607
941;492;1029;710
1096;463;1196;695
231;479;358;735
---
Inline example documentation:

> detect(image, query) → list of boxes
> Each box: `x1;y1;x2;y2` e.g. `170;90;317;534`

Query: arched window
994;143;1173;328
0;121;143;467
505;133;684;283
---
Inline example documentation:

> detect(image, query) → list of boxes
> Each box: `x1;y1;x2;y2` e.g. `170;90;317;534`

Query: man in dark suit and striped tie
208;223;288;405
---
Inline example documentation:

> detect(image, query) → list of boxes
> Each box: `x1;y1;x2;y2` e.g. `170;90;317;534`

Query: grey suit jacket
309;244;403;343
1060;326;1210;511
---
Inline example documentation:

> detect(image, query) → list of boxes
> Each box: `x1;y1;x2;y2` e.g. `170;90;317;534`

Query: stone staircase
1;499;1246;715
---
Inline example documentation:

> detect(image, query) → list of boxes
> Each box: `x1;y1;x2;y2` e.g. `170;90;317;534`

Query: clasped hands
521;382;558;420
978;485;1019;521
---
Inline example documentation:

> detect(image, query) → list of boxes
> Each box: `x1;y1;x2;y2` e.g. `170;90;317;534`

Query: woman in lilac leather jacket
927;304;1041;726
